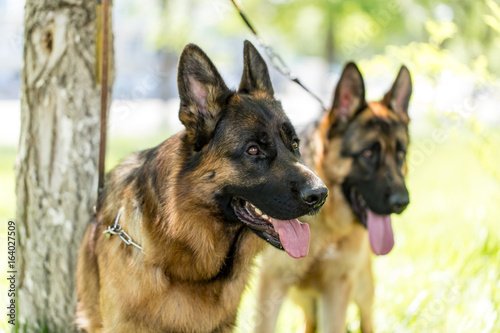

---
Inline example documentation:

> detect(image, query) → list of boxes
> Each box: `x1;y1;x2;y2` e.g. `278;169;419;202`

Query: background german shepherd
75;40;327;333
256;63;412;332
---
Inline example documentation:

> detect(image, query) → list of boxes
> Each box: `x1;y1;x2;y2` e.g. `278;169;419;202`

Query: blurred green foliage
485;0;500;33
147;0;500;74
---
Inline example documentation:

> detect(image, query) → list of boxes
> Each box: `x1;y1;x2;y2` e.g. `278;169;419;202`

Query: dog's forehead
345;107;409;151
367;102;394;118
362;105;407;135
213;94;295;150
236;94;286;118
225;94;291;129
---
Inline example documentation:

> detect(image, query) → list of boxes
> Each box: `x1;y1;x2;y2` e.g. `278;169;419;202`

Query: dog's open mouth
231;198;310;259
350;188;394;256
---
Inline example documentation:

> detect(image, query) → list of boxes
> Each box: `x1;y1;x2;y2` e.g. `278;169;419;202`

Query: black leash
230;0;326;111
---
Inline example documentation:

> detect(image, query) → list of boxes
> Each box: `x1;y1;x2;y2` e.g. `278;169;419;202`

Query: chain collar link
103;207;144;252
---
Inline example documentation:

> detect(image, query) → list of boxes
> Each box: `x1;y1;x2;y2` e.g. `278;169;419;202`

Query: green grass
1;125;499;332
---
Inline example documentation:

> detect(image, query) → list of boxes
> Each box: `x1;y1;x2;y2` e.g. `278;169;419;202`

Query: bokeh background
1;0;500;331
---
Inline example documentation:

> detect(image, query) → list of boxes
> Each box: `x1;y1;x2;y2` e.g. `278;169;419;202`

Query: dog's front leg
254;270;288;333
320;275;353;333
353;253;374;333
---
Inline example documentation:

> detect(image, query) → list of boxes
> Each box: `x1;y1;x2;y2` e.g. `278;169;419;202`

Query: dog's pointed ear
177;44;230;151
331;62;366;121
238;40;274;96
383;65;412;125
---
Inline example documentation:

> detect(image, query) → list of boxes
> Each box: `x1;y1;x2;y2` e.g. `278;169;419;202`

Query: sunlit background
1;0;500;331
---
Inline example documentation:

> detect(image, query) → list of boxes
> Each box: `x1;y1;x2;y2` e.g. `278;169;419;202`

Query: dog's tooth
261;214;269;220
254;207;262;215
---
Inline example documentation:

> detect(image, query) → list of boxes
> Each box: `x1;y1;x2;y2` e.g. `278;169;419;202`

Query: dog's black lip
231;198;284;251
348;186;408;225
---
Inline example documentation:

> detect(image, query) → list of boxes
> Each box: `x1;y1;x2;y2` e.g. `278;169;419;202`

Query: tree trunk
16;1;113;331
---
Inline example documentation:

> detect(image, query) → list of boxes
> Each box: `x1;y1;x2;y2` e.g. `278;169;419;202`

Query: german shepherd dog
256;63;412;332
76;40;328;333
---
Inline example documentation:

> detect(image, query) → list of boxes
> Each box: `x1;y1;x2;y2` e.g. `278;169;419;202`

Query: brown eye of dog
292;140;299;150
397;150;405;160
247;146;259;155
362;149;374;159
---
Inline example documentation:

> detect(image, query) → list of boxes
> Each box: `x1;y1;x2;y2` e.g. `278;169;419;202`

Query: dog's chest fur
95;228;258;331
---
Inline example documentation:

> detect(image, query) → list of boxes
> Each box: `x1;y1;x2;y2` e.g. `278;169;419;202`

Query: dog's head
176;41;328;258
325;63;412;255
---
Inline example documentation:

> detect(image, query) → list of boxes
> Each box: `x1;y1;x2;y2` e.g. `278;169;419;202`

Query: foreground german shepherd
256;63;412;332
76;41;328;332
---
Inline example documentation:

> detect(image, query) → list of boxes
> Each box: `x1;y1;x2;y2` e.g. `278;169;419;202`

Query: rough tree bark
15;0;113;331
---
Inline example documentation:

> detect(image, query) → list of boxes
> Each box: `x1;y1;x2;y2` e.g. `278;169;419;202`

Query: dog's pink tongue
366;210;394;255
271;218;310;259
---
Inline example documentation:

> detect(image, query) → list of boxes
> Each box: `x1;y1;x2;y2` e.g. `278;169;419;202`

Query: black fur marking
122;168;139;187
280;122;299;152
217;90;236;106
208;226;247;282
181;149;205;174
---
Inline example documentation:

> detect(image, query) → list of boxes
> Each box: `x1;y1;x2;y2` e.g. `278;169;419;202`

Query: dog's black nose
389;192;409;214
301;187;328;209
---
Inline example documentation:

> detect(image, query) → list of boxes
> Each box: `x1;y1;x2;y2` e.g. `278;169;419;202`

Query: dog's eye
247;146;260;156
362;149;374;159
292;140;299;150
397;150;406;160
